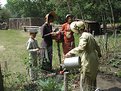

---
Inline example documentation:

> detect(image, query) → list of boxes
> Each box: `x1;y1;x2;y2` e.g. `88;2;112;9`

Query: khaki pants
29;56;38;81
29;67;37;81
80;74;96;91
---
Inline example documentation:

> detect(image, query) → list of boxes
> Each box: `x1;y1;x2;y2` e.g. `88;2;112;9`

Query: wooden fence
0;64;4;91
9;17;44;30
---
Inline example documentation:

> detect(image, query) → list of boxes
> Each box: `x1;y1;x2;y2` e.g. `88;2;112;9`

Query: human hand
64;53;71;58
35;48;40;51
54;27;59;32
98;53;102;58
51;32;57;36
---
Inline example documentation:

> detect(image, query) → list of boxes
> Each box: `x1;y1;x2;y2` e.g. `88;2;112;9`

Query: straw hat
70;21;85;33
45;11;57;20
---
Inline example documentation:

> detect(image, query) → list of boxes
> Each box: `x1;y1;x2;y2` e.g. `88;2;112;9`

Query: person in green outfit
26;28;40;81
65;21;102;91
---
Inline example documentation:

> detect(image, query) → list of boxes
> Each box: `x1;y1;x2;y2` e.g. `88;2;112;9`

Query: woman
65;21;102;91
60;14;75;55
40;11;56;71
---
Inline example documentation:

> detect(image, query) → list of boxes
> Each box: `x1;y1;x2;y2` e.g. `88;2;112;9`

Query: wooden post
0;64;4;91
92;31;95;37
105;33;108;60
113;29;117;57
4;61;8;71
64;72;69;91
105;33;108;51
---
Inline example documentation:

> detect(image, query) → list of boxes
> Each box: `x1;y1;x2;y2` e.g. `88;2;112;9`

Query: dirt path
72;73;121;91
97;73;121;91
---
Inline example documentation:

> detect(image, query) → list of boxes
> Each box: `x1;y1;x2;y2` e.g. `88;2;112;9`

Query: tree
4;0;121;23
0;7;11;21
5;0;55;18
0;3;1;10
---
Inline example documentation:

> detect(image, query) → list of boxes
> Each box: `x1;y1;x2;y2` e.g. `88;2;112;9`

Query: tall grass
0;30;29;90
0;30;28;73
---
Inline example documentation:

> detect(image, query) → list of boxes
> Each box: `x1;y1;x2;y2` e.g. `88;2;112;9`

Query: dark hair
30;32;37;35
65;14;73;22
48;14;54;20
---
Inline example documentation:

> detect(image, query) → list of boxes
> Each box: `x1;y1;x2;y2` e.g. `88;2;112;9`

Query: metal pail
64;56;81;69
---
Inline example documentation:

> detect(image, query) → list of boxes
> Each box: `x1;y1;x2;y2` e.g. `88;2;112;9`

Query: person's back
79;32;99;79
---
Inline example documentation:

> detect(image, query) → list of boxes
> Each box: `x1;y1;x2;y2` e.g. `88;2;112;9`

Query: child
26;28;40;81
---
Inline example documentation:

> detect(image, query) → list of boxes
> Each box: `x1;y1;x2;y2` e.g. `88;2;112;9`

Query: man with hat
60;14;75;56
65;21;102;91
40;11;57;71
26;28;40;81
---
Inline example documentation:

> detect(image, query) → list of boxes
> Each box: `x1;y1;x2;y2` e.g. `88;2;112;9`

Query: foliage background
0;0;121;23
1;0;121;90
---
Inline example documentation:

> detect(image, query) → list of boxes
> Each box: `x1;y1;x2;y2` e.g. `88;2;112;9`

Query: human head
28;28;38;38
45;14;54;23
45;11;57;23
65;14;73;24
70;21;85;34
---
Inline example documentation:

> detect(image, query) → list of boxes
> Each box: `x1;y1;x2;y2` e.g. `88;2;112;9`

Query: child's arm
27;41;39;52
28;48;39;52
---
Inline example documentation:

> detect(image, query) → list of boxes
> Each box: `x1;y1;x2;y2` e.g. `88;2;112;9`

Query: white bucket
64;56;81;69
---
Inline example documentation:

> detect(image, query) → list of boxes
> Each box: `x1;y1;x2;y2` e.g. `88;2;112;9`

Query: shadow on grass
103;87;121;91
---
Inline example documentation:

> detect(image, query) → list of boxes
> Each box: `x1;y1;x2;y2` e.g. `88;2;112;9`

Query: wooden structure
101;23;121;33
85;20;101;35
75;19;102;35
0;64;4;91
0;19;8;30
9;17;44;30
64;72;69;91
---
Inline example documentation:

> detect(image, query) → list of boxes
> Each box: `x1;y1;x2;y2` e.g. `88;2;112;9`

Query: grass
0;30;30;90
0;29;79;90
0;30;28;73
0;30;61;72
95;33;121;76
0;30;78;70
1;29;121;90
1;29;121;74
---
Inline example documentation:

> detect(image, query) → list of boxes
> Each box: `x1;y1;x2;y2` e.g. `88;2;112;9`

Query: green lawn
0;30;29;73
0;30;78;73
0;29;79;90
1;29;121;74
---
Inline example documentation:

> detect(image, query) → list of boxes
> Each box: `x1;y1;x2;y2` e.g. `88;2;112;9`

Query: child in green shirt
26;28;40;81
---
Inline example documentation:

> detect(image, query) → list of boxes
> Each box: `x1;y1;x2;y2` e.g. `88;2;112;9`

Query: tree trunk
66;0;72;13
107;0;115;33
77;3;84;20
